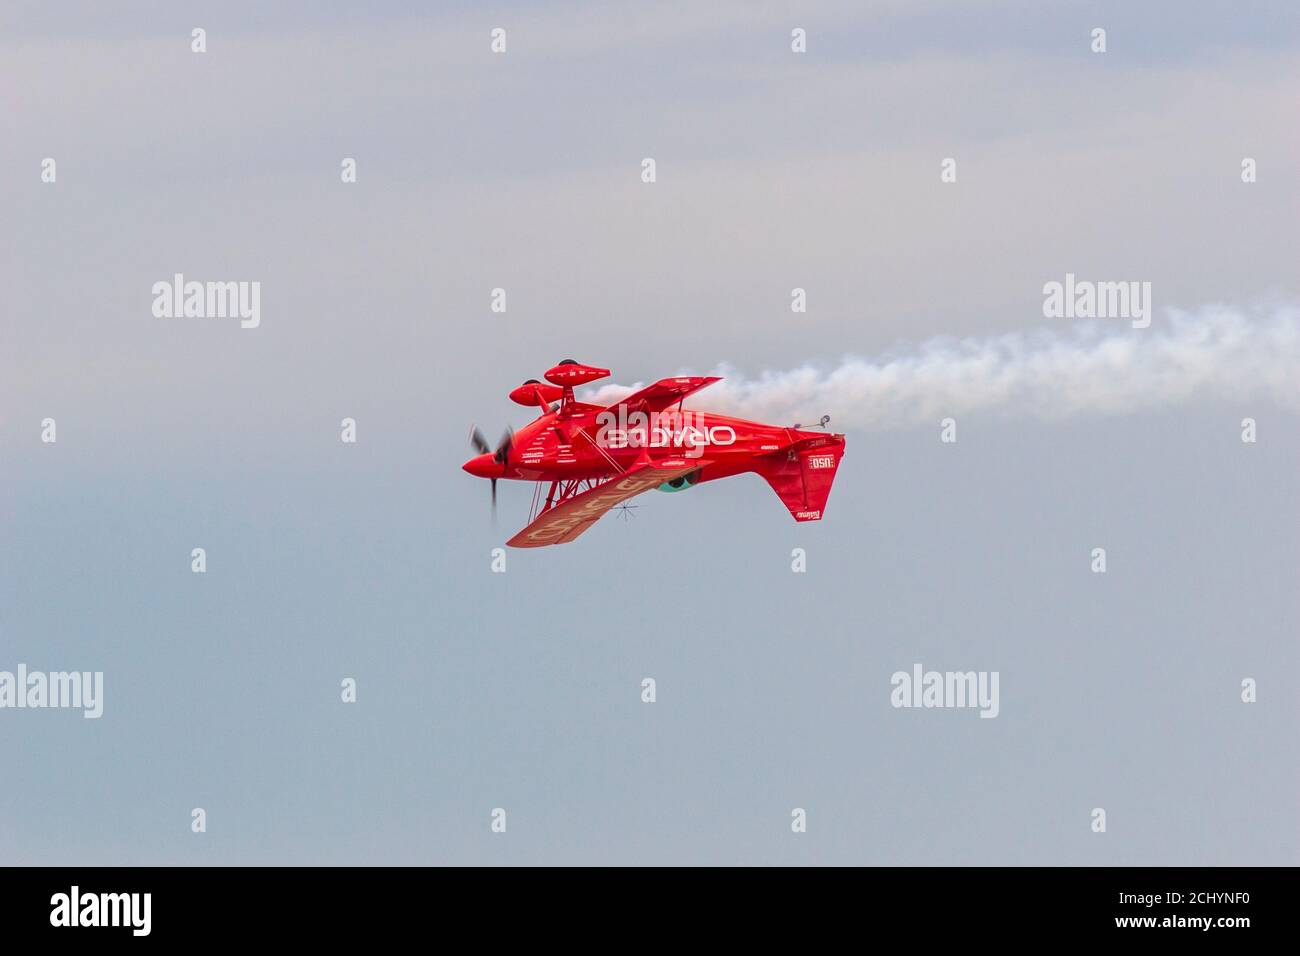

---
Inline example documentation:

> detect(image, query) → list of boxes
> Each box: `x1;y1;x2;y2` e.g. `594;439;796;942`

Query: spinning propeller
469;425;514;514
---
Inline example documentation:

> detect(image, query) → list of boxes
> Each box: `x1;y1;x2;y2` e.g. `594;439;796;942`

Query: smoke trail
582;306;1300;430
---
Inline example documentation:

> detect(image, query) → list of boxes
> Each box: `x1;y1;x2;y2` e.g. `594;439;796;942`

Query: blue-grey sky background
2;0;1297;864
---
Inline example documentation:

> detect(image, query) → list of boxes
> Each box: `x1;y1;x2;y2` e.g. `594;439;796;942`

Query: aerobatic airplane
464;360;846;548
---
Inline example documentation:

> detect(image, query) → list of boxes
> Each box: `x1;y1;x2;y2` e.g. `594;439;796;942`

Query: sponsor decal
594;408;735;459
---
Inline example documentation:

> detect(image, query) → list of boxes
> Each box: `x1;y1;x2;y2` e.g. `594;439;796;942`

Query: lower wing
506;458;707;548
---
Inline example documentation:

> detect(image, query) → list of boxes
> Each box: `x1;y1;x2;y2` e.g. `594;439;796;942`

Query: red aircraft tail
753;434;846;522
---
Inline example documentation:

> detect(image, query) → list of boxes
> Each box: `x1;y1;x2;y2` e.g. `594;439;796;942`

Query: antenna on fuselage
793;415;831;430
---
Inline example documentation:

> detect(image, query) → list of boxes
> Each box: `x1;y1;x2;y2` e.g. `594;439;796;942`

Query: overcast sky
2;0;1296;864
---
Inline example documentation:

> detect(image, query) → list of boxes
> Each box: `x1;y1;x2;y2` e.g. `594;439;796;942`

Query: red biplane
464;360;846;548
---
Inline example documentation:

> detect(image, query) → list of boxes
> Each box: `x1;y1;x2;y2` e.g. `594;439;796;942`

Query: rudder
754;436;845;522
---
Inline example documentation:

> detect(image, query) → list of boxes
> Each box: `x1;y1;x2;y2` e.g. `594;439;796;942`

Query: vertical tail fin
753;435;846;522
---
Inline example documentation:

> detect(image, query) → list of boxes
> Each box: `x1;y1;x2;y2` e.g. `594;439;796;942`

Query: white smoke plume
582;306;1300;430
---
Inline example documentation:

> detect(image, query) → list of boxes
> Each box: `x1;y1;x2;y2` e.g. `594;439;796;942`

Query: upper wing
506;458;707;548
605;376;721;417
